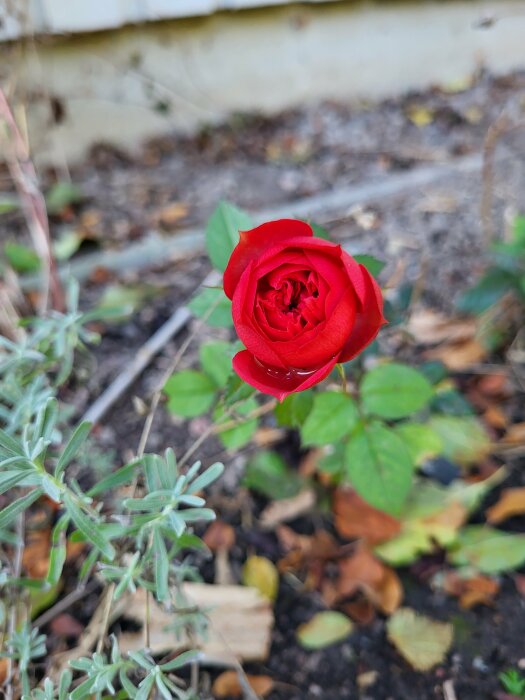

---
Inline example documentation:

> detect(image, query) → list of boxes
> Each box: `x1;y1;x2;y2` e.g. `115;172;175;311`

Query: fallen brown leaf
486;487;525;524
203;520;235;551
407;309;476;345
336;546;403;615
501;423;525;445
50;613;84;639
0;658;8;685
260;488;316;529
514;574;525;598
341;596;376;624
483;405;509;430
212;670;274;698
120;584;273;663
333;489;401;546
425;338;488;371
440;571;499;609
155;202;189;230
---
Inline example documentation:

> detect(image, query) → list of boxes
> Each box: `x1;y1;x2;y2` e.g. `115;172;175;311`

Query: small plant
500;668;525;697
0;277;223;696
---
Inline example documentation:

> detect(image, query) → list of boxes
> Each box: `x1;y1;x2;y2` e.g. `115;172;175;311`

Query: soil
7;69;525;699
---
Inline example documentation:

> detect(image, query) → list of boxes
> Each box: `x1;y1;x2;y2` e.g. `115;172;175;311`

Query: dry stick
32;579;100;629
481;113;513;246
81;270;221;428
4;513;25;700
0;87;64;313
178;400;277;469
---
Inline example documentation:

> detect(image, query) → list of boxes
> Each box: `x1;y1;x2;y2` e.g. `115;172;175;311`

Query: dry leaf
337;547;403;615
387;608;453;671
514;574;525;598
426;338;487;371
212;670;274;698
155;202;189;229
357;670;379;690
203;520;235;551
276;526;339;586
242;556;279;601
407;309;476;345
333;489;401;545
0;658;8;685
341;597;376;625
260;488;316;529
486;488;525;524
406;105;434;127
483;405;508;430
459;576;499;609
337;548;384;598
501;423;525;445
119;584;273;663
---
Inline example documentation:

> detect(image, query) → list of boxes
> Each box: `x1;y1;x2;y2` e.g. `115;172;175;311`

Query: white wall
3;0;525;164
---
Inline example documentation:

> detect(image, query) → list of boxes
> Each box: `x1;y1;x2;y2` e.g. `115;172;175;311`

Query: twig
177;400;276;469
0;87;64;313
81;270;221;427
96;584;116;654
443;679;458;700
32;579;99;629
4;513;25;700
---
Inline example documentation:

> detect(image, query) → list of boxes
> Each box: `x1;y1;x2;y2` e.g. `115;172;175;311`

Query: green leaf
243;451;303;500
448;526;525;573
188;461;224;493
46;517;69;585
215;397;258;449
55;422;91;477
205;201;253;272
0;470;28;496
353;254;385;277
87;460;139;497
53;229;84;261
274;391;313;428
513;215;525;245
309;222;331;240
301;392;359;446
0;489;43;529
431;388;474;416
361;362;433;420
456;268;512;315
394;423;443;466
63;492;115;560
153;529;169;601
427;415;490;466
188;287;233;327
345;422;413;515
46;182;83;214
200;341;232;388
297;612;353;650
4;242;40;273
164;370;217;417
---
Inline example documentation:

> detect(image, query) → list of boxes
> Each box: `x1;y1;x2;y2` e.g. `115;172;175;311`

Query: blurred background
2;0;525;305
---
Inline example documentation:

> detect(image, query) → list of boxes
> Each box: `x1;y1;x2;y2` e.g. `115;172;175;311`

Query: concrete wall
2;0;525;164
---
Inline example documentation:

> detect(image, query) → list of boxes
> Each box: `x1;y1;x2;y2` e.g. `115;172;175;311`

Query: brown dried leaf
212;670;274;698
0;658;8;685
333;489;401;545
486;488;525;524
341;597;376;625
501;423;525;445
426;338;488;371
407;309;476;345
260;488;316;529
514;574;525;598
203;520;235;551
337;547;403;615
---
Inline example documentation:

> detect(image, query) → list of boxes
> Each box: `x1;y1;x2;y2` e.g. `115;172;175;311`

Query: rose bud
223;219;386;400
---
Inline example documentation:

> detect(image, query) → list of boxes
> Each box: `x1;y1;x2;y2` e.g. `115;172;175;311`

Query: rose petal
339;266;387;362
232;350;339;401
223;219;313;299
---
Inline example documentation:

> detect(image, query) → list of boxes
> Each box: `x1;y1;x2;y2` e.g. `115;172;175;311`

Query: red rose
224;219;386;400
